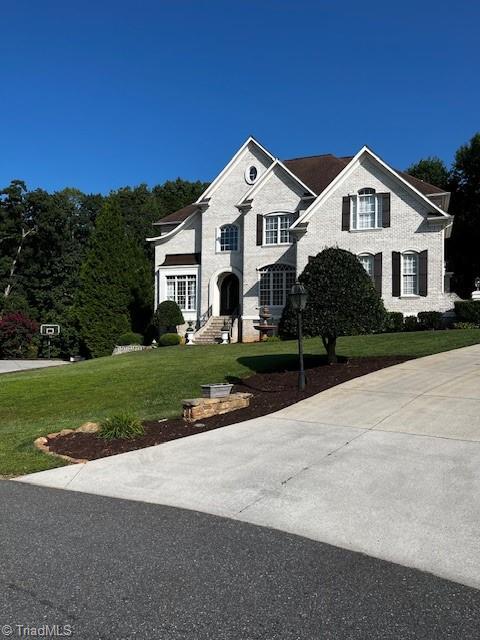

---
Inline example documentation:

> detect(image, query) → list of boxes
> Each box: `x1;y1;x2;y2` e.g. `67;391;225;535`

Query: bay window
166;274;197;310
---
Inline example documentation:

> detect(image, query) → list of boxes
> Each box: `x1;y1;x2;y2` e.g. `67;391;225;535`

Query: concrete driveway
17;344;480;589
0;359;68;374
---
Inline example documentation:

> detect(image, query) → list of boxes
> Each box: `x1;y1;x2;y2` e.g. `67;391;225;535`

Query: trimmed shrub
417;311;443;331
154;300;185;334
403;315;419;332
159;332;181;346
453;321;478;330
300;248;386;363
454;301;480;326
98;412;145;440
384;312;404;333
0;312;39;359
265;335;282;342
117;332;143;346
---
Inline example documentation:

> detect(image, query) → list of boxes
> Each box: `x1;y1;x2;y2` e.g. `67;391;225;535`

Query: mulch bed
47;355;411;462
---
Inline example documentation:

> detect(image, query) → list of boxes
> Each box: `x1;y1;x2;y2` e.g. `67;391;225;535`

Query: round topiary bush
117;332;143;346
300;248;386;363
154;300;185;335
159;332;181;346
98;412;144;440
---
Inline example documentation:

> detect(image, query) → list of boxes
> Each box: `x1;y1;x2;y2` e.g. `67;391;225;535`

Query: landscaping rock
182;392;253;422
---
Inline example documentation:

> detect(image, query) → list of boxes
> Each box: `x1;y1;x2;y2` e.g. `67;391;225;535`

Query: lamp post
289;282;308;391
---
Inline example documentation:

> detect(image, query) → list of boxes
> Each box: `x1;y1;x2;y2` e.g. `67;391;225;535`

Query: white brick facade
150;138;456;341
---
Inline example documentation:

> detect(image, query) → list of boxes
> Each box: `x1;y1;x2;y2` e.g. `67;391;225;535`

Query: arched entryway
219;273;239;315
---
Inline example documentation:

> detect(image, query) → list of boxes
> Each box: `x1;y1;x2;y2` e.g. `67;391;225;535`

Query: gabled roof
292;146;451;229
150;143;450;231
283;154;446;199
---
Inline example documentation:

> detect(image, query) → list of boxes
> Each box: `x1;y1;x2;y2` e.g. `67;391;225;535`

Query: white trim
236;159;316;208
215;224;240;253
196;136;275;203
401;250;420;297
244;164;259;185
262;212;295;246
147;210;198;243
207;266;243;317
156;265;200;318
292;145;450;229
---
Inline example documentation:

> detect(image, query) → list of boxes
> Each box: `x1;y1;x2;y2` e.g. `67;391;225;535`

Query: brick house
148;137;457;342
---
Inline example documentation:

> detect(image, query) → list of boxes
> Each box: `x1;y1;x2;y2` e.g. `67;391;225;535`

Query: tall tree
75;201;136;357
449;133;480;297
405;157;450;190
0;180;37;302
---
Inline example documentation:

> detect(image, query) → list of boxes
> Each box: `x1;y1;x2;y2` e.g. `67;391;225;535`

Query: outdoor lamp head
475;276;480;291
290;282;308;310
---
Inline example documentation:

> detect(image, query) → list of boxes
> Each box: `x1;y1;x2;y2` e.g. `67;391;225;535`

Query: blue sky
0;0;478;194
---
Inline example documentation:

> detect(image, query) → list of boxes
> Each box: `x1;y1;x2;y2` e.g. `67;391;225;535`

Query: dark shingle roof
155;203;198;225
161;253;201;266
283;155;351;194
153;153;447;227
283;154;446;197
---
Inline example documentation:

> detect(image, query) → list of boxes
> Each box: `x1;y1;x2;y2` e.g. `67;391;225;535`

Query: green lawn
1;328;480;477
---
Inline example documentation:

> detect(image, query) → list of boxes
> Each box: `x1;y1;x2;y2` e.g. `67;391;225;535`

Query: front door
220;274;239;315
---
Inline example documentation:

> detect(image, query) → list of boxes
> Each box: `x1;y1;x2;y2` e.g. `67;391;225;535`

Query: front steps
193;316;230;344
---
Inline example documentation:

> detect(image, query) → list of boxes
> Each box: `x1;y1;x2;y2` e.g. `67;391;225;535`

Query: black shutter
374;252;382;295
342;196;350;231
392;251;401;297
419;250;428;296
381;193;391;227
256;215;263;246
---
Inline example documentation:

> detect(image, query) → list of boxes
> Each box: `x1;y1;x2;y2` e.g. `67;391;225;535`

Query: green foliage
449;133;480;297
300;248;386;363
75;202;135;357
98;412;145;440
278;300;298;339
453;321;478;330
0;312;39;358
384;312;404;333
2;329;480;476
454;300;480;326
159;332;181;346
406;157;450;190
117;332;143;346
417;311;443;330
264;335;282;342
154;301;185;333
403;316;419;332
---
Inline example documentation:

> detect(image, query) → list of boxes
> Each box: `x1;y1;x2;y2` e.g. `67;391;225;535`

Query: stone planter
201;383;233;399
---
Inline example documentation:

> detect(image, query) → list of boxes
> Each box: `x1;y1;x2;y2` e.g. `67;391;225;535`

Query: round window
245;165;258;184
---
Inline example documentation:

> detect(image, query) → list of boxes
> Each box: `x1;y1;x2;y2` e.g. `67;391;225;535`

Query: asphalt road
1;482;479;640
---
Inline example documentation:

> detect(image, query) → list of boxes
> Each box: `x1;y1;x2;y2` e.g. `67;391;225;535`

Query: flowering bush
0;312;39;359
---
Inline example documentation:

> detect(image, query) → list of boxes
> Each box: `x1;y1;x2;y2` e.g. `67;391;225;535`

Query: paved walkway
0;359;68;374
17;344;480;589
